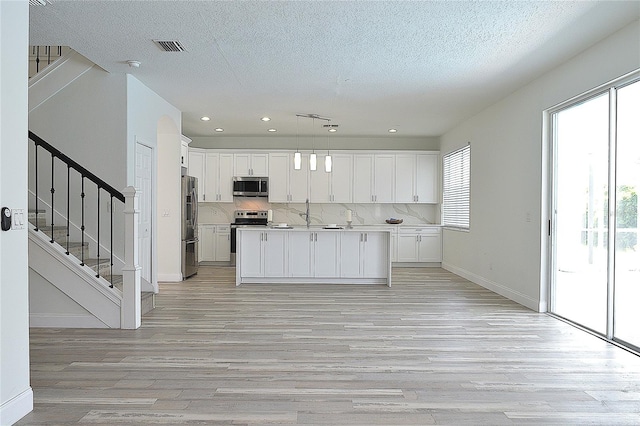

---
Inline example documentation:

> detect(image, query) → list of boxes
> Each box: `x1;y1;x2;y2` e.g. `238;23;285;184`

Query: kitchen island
236;227;392;286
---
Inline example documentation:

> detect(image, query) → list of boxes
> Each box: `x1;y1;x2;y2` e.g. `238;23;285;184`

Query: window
442;144;470;229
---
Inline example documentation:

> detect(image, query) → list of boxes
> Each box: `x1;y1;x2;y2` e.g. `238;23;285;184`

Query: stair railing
29;131;125;288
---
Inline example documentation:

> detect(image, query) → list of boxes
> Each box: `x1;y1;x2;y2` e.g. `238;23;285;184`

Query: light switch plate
11;208;25;230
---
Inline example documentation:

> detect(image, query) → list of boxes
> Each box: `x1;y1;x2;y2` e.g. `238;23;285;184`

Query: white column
121;186;141;329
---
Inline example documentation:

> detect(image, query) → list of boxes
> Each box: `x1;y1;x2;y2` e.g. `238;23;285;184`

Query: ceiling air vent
154;40;186;52
29;0;48;5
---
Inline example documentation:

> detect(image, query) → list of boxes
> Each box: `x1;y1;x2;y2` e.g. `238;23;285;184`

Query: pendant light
325;120;332;173
294;115;301;170
309;116;317;171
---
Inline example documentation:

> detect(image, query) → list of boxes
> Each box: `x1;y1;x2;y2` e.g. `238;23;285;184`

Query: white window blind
442;144;470;229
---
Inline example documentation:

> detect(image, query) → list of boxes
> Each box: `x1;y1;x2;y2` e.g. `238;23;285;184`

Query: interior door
135;142;153;289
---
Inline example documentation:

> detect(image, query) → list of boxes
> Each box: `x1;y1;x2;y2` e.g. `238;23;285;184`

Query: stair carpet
29;211;153;314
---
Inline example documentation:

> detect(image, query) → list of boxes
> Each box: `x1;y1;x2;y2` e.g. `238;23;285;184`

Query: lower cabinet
240;230;286;277
340;232;389;278
288;231;340;278
237;229;391;285
397;227;442;263
199;224;231;262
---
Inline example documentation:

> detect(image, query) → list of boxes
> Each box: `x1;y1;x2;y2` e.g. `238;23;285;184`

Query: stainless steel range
230;210;268;266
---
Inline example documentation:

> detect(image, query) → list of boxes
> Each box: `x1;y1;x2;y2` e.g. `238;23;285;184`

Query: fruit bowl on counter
385;218;403;224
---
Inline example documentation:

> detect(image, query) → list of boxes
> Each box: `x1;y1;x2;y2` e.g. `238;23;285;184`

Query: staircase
28;209;154;329
27;50;149;329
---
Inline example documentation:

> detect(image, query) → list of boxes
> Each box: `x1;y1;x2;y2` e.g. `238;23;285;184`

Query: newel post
121;186;141;329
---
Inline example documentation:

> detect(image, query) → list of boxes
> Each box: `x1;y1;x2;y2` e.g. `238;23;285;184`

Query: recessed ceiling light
328;128;337;133
200;116;211;121
261;117;271;122
388;128;398;133
267;128;277;132
214;128;224;132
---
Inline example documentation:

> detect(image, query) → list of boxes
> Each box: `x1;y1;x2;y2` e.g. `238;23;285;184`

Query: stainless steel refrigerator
181;175;199;278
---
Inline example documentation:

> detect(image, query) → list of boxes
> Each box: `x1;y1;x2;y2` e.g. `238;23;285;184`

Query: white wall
440;20;640;311
0;1;33;424
29;66;128;189
126;75;182;283
191;135;439;151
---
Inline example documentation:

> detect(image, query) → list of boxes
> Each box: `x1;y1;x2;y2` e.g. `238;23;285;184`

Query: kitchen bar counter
236;227;392;286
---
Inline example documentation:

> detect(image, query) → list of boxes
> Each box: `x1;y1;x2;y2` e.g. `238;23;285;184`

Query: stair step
102;274;123;290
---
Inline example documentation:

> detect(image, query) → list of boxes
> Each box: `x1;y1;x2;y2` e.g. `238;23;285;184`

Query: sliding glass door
551;77;640;351
613;81;640;348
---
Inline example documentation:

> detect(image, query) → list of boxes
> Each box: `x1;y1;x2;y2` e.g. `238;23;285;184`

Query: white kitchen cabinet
199;224;215;262
330;154;353;203
288;231;314;277
181;135;191;169
214;225;230;262
287;230;339;278
353;155;374;203
238;229;286;278
353;154;394;203
415;153;438;203
309;165;331;203
396;153;438;203
238;229;391;286
374;154;395;203
309;154;352;203
235;153;269;176
204;153;234;202
397;227;442;262
313;231;340;277
340;231;389;278
199;224;230;262
188;150;206;202
268;153;309;203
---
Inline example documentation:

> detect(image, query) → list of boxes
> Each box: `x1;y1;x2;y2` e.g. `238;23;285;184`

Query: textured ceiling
29;1;640;138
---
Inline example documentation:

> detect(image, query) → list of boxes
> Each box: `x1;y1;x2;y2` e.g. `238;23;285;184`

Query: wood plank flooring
17;266;640;425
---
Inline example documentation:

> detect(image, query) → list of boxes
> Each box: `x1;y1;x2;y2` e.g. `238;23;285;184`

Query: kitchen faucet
299;198;311;228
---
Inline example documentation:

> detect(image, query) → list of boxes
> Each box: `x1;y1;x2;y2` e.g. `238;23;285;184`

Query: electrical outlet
163;210;170;217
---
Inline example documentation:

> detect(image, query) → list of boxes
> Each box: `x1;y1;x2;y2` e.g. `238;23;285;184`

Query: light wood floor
17;266;640;425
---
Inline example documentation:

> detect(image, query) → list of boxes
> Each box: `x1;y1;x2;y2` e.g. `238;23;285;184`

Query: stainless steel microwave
233;176;268;197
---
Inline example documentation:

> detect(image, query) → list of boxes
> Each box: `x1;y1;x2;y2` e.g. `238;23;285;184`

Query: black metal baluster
96;187;100;278
35;46;40;73
80;177;85;266
34;143;39;232
50;153;55;243
47;46;51;66
110;194;114;288
66;165;70;255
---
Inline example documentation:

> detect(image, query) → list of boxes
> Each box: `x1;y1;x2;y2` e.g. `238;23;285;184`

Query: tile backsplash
198;198;439;226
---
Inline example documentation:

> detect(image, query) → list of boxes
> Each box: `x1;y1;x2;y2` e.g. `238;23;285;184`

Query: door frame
543;68;640;347
135;139;156;292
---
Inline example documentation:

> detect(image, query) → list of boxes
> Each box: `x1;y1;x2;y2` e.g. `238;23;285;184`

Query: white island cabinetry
237;228;391;286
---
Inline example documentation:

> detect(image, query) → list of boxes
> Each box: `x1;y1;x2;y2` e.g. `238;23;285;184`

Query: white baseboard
442;262;540;312
0;388;33;425
30;313;108;328
157;273;182;282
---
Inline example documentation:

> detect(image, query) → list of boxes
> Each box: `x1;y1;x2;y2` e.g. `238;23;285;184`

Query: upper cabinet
309;153;353;203
190;149;439;205
234;153;268;176
205;152;234;202
353;154;394;203
187;150;206;202
188;149;233;202
180;135;191;169
395;153;438;203
269;153;309;203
